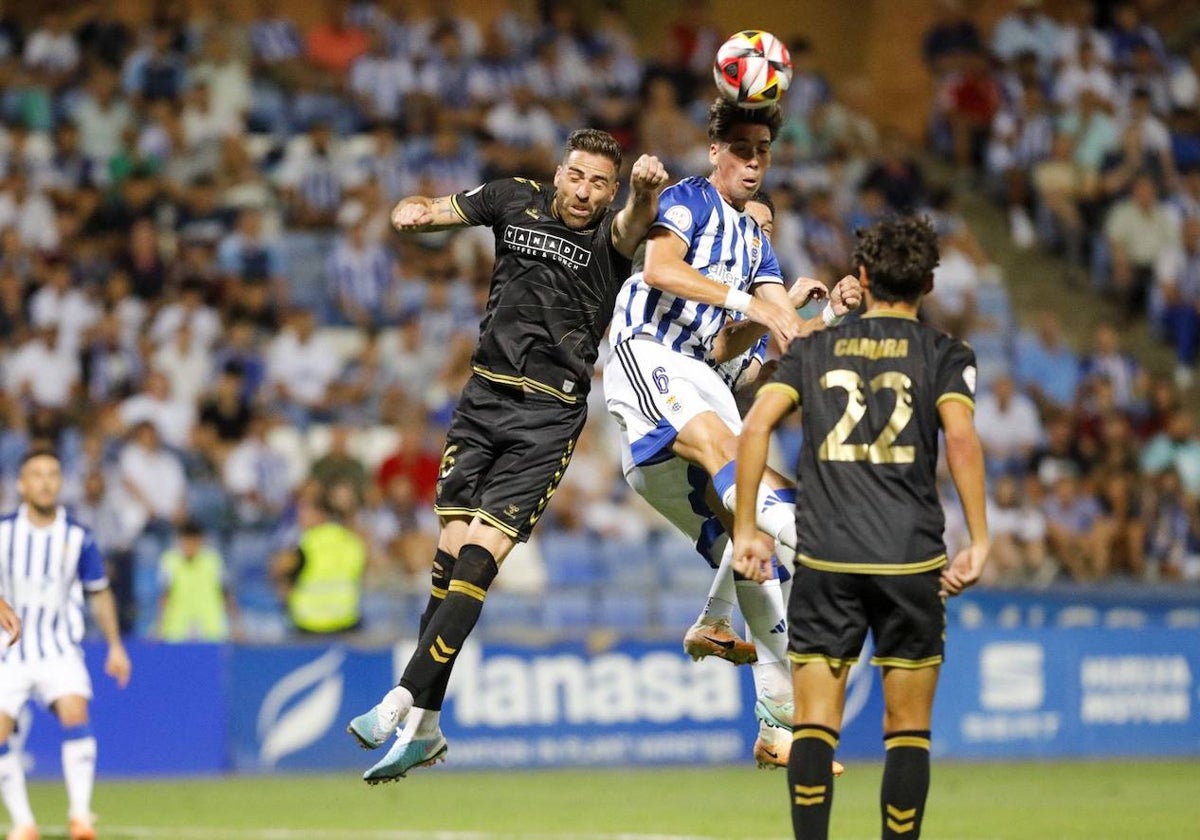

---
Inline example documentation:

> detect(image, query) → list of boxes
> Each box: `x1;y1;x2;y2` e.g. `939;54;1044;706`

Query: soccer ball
712;30;793;110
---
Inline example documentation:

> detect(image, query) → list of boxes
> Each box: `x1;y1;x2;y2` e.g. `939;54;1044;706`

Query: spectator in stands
28;254;98;355
974;372;1044;477
311;424;368;504
123;23;188;103
989;81;1054;249
152;321;211;409
922;0;983;79
1059;89;1119;183
191;30;251;130
1094;470;1146;579
862;129;926;212
118;369;195;452
360;470;439;590
277;121;356;229
74;467;140;633
197;361;252;463
156;519;239;642
223;412;296;526
5;323;81;419
1041;465;1105;581
1081;323;1150;414
375;413;440;506
1109;1;1167;76
118;420;187;541
1156;215;1200;389
984;472;1051;586
1170;38;1200;110
75;0;133;71
348;29;414;127
249;0;305;81
991;0;1061;77
266;307;341;429
484;82;560;175
271;483;366;634
327;199;397;327
305;0;369;77
1033;132;1091;282
1104;174;1178;318
1140;407;1200;497
1056;38;1115;113
1014;311;1082;415
1144;467;1195;580
82;311;144;404
211;318;266;401
0;170;59;252
943;49;1002;179
1029;410;1089;489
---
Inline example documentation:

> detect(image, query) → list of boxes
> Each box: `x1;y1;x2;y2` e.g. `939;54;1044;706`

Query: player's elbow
944;426;983;464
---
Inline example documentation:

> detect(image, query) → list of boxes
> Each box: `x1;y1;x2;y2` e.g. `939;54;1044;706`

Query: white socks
62;734;96;820
379;685;414;723
716;480;798;551
0;746;34;827
698;537;736;623
402;707;442;739
737;577;792;699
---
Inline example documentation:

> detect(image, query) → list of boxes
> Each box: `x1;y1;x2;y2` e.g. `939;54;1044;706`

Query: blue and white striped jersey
0;505;108;663
715;329;769;389
610;176;783;362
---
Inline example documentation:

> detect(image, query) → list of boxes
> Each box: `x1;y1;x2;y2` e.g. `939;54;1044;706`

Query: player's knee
451;544;500;593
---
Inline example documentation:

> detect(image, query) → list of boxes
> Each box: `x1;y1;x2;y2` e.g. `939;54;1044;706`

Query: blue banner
933;628;1200;759
9;621;1199;778
227;640;774;772
18;643;227;779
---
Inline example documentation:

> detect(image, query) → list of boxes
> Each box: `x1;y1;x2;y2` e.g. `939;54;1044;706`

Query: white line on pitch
38;828;754;840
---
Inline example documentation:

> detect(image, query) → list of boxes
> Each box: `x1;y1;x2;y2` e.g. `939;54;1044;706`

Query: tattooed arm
390;195;471;233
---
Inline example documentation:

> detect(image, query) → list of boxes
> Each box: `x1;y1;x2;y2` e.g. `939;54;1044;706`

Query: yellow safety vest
160;548;229;642
288;522;366;633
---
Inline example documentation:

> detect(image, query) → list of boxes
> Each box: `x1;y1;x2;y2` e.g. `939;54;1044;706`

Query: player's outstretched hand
830;274;863;316
940;542;989;597
391;200;434;231
0;599;20;647
788;277;827;310
629;154;669;194
747;297;804;349
106;644;132;689
732;532;776;583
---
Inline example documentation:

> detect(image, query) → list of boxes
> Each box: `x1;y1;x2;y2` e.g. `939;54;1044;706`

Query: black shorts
787;565;946;669
434;375;586;542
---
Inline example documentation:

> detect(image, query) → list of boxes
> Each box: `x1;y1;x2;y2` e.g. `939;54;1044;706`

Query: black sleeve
450;178;528;227
760;336;810;406
935;337;977;412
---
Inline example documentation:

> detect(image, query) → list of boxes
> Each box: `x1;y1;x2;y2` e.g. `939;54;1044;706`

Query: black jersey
762;309;977;574
450;178;632;403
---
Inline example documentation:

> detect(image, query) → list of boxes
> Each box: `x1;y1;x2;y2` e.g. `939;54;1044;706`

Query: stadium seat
542;589;596;631
477;591;544;635
316;327;367;368
227;529;278;585
658;591;713;635
356;426;401;472
540;532;608;587
596;538;658;590
187;480;231;532
594;590;654;632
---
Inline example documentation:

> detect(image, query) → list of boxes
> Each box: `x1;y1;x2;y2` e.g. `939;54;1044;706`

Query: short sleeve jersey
609;176;783;363
761;310;977;573
450;178;632;403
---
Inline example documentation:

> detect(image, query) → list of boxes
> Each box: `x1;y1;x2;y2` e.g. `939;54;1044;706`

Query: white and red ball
712;30;793;110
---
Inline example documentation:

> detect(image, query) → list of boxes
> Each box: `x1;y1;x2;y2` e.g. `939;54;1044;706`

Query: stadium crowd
0;0;1196;642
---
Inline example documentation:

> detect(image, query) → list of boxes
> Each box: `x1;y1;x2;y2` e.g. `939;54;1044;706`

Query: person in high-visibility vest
156;519;240;642
272;488;366;634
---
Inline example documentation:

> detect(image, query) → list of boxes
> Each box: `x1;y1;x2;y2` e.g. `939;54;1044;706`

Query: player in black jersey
731;216;989;840
346;129;668;783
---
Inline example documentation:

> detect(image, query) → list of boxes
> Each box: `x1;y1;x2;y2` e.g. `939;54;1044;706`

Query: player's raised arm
0;596;19;647
939;398;990;596
643;231;803;347
611;155;669;258
390;194;470;234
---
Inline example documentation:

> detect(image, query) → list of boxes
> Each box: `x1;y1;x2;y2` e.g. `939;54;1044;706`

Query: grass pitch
20;759;1200;839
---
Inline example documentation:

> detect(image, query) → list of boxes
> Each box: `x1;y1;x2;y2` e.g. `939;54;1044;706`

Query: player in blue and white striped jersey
604;99;861;574
0;449;130;840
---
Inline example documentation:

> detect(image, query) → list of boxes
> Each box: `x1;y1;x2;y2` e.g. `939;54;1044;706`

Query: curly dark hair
707;97;783;142
852;216;940;304
748;189;775;217
564;128;623;170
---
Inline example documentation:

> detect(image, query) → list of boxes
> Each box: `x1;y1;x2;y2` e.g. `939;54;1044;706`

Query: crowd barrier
12;592;1199;778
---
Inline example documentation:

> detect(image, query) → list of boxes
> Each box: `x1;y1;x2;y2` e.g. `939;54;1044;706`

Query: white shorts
625;454;725;568
0;652;93;720
604;339;742;470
